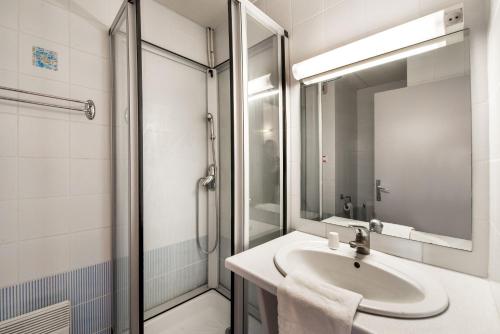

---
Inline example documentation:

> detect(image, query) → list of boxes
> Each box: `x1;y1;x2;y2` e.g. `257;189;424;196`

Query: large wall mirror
300;30;473;250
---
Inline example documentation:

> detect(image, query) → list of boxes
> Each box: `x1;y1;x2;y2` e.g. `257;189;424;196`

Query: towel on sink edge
277;271;362;334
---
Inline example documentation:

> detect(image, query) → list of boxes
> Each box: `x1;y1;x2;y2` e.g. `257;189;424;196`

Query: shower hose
195;137;220;255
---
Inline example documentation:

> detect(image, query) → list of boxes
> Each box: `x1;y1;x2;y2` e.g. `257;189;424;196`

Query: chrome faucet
349;225;371;255
349;219;384;255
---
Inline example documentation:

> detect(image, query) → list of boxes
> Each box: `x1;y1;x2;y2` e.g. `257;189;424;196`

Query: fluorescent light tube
293;5;464;83
248;73;273;95
248;89;279;102
302;37;449;85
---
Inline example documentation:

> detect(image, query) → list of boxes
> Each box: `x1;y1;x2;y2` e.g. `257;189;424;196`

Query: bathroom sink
274;241;448;319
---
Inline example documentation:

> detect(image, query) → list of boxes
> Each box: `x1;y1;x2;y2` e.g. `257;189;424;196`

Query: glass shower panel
111;1;143;331
246;14;282;248
217;63;232;293
111;11;130;332
141;47;209;316
244;12;283;334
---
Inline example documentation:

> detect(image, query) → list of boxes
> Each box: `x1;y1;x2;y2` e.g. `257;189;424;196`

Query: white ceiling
155;0;227;28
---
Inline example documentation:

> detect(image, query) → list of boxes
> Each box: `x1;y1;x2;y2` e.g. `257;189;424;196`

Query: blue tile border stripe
0;238;209;333
0;261;112;334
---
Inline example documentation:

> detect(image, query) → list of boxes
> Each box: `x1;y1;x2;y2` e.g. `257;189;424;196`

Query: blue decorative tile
32;46;58;71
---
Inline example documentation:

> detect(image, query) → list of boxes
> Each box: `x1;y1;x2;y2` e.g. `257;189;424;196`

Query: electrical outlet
444;8;464;27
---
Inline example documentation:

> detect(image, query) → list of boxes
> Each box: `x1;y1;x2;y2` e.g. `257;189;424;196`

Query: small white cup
328;232;340;250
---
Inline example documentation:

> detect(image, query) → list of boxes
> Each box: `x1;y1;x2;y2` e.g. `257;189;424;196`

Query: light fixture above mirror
292;3;465;85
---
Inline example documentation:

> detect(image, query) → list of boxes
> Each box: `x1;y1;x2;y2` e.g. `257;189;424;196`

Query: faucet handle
348;224;370;239
369;219;384;234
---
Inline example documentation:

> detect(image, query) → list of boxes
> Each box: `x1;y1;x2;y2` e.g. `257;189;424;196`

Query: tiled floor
144;290;230;334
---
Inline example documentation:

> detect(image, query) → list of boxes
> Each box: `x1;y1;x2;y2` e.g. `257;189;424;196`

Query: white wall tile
18;74;70;120
69;228;111;269
70;159;110;195
472;102;489;162
19;33;70;83
490;85;500;160
489;225;500;280
323;0;366;50
473;160;489;221
71;0;110;27
70;12;109;58
19;158;69;198
0;27;18;72
291;0;324;26
266;0;293;32
18;235;70;281
68;194;111;232
19;197;70;240
0;70;19;115
470;29;489;105
291;14;325;63
0;0;18;30
0;158;18;200
0;243;18;287
0;113;18;157
0;200;18;245
490;160;500;224
294;217;326;237
422;218;489;277
19;116;69;158
70;122;110;159
70;49;110;91
364;0;420;34
19;0;69;45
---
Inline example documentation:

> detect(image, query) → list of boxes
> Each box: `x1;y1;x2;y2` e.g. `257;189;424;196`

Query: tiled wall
252;0;492;277
143;238;208;311
0;260;112;334
489;0;500;282
0;0;121;330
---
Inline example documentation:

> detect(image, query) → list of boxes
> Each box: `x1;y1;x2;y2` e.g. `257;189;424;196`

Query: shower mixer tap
201;164;216;190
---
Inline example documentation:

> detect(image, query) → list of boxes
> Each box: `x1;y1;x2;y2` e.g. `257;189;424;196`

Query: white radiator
0;301;71;334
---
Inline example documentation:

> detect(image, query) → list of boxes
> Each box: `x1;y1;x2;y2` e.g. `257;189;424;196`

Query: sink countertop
225;231;500;334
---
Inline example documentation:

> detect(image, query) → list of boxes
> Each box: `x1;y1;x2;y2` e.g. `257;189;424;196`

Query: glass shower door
110;1;143;333
229;1;289;332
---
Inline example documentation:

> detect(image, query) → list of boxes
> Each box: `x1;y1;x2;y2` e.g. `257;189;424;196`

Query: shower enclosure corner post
128;0;144;332
229;0;246;333
110;0;144;332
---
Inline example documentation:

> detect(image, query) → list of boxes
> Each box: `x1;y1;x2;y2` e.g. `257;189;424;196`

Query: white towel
381;222;414;239
278;271;362;334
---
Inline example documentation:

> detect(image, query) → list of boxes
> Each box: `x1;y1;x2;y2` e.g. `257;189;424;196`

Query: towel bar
0;85;96;120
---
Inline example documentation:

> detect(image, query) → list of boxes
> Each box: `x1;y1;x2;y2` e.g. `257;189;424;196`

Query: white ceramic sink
274;240;448;319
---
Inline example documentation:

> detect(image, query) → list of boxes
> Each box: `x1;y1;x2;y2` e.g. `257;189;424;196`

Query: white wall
252;0;491;277
488;0;500;283
141;0;208;66
0;0;123;288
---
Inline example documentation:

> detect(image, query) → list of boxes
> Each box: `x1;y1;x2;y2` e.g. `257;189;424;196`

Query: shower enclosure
110;0;289;333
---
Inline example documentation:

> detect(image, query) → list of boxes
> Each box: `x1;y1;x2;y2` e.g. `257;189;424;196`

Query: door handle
376;179;389;201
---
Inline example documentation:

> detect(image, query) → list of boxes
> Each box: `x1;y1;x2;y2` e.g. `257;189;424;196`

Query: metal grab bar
0;85;96;120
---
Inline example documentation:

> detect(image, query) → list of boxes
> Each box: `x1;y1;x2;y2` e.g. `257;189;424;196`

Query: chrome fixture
375;179;390;201
349;225;371;255
349;221;384;255
0;85;96;120
196;113;220;254
369;219;384;234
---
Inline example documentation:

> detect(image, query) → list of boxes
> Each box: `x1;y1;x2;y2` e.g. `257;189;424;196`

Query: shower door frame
110;0;144;333
229;0;290;332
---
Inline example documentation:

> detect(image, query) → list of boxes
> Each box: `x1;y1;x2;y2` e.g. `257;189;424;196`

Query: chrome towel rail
0;85;96;120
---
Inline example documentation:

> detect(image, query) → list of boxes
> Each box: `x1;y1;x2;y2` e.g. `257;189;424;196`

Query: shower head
207;113;216;140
